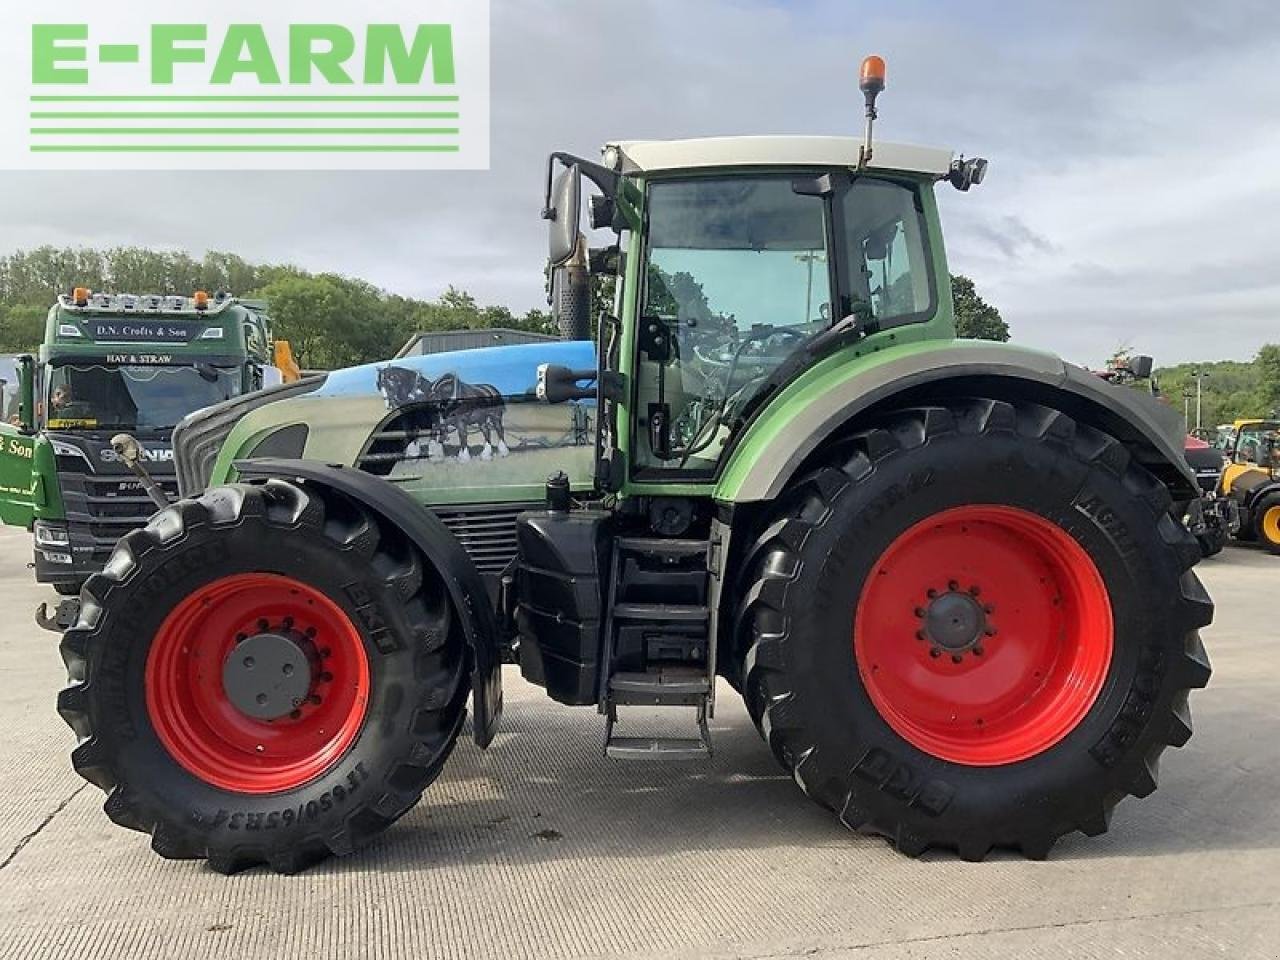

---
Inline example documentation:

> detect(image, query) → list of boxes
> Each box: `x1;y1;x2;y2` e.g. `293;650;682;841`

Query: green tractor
58;60;1212;873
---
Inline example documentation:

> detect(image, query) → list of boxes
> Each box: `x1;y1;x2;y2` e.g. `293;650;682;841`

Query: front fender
716;340;1196;503
235;458;503;748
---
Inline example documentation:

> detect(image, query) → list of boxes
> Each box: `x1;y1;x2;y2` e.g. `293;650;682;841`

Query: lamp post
1183;390;1193;423
1191;368;1209;431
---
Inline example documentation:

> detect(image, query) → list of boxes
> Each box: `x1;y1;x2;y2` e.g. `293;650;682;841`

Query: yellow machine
1219;418;1280;552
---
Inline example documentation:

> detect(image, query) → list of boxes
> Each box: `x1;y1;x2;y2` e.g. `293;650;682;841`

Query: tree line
1151;351;1280;430
0;246;555;370
0;244;1012;369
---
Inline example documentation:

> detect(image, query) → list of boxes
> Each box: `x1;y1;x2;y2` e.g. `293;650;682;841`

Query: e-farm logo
0;1;489;170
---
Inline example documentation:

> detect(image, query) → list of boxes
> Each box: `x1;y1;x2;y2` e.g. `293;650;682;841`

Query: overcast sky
2;0;1278;366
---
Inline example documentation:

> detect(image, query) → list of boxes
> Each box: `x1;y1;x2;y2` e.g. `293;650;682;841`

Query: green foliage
951;274;1009;341
1256;344;1280;414
0;245;552;366
1152;358;1272;429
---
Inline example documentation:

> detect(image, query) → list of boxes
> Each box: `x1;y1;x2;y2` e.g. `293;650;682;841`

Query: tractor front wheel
58;480;468;873
738;398;1212;859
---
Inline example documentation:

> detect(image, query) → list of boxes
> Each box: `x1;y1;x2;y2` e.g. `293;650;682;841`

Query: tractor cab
1224;419;1280;474
542;131;987;488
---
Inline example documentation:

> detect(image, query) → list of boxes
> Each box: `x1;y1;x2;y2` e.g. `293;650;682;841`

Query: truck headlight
34;521;70;547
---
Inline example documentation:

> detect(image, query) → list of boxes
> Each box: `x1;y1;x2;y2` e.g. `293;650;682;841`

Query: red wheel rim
853;505;1113;766
145;573;370;794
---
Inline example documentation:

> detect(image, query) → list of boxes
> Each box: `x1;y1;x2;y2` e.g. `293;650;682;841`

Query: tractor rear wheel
737;398;1212;859
57;479;468;873
1252;495;1280;554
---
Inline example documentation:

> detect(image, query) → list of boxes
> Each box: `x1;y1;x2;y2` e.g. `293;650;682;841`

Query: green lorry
58;60;1212;874
0;291;286;598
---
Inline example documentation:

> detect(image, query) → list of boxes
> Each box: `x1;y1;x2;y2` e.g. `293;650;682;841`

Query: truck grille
59;471;182;562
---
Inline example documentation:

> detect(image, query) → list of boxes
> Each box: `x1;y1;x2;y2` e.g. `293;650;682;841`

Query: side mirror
536;364;596;403
261;365;284;390
16;354;35;433
547;164;582;268
1127;355;1154;379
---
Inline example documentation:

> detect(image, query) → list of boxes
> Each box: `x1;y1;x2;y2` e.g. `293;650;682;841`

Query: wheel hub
221;629;314;721
921;589;988;653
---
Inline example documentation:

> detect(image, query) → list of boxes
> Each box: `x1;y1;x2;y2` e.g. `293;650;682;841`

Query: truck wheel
1252;495;1280;554
738;399;1212;859
57;480;468;874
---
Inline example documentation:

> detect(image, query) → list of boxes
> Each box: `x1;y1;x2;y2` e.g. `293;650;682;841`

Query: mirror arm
542;151;620;218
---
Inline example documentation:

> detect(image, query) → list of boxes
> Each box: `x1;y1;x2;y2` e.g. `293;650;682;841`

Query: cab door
0;356;35;527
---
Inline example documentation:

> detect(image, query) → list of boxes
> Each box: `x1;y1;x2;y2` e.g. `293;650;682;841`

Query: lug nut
948;580;959;591
951;654;963;664
968;586;981;596
973;646;984;657
257;618;270;631
914;607;926;618
927;588;938;599
929;648;941;659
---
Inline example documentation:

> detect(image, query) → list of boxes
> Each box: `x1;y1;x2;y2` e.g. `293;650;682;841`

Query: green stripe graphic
30;144;462;153
32;128;460;136
32;111;459;120
30;95;459;103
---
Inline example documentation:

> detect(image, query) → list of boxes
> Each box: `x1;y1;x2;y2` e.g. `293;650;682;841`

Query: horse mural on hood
375;365;509;462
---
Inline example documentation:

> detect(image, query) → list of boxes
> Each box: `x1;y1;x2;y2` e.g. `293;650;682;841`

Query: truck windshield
46;363;240;432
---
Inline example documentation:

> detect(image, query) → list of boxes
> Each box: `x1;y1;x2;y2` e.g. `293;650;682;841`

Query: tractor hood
175;339;598;503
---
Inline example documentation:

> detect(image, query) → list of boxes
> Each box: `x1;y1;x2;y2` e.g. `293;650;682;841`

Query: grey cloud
1;0;1278;367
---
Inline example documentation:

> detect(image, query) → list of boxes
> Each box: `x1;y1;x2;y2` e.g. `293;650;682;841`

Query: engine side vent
430;504;536;575
357;407;436;476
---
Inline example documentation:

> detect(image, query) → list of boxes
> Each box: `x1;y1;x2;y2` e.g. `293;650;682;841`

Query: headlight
200;327;225;340
49;439;88;461
34;521;69;547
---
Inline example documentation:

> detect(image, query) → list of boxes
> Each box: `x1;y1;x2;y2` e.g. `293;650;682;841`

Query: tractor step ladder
601;537;715;759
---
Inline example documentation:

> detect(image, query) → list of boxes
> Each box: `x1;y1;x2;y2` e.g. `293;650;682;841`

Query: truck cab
0;290;286;592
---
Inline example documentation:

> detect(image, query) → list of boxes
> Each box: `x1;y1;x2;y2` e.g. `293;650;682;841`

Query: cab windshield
634;173;933;474
1235;423;1280;465
46;363;241;433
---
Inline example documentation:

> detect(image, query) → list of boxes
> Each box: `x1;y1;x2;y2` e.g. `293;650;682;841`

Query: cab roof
608;136;955;177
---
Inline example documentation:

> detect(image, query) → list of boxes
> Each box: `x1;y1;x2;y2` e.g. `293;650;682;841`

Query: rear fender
717;341;1198;504
235;458;502;747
